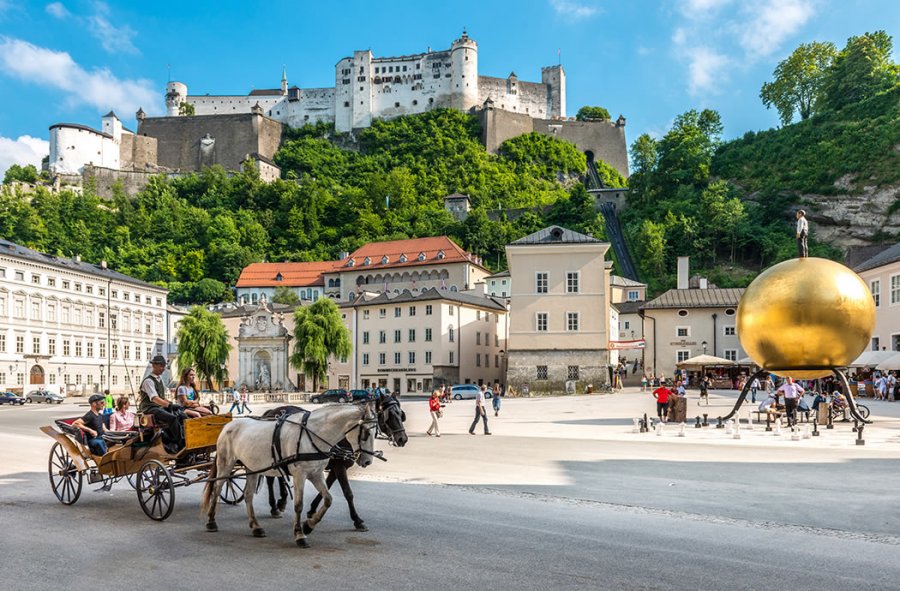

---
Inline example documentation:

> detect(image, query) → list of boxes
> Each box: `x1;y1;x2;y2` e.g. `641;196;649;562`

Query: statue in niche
255;360;271;391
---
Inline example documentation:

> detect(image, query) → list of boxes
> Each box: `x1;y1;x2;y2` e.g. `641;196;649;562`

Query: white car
451;384;492;400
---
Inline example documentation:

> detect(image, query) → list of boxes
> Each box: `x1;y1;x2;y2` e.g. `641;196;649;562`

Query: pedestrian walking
492;384;502;416
229;387;243;414
240;385;252;415
469;384;491;435
777;377;804;426
426;390;444;437
750;377;761;404
641;373;648;392
796;210;809;258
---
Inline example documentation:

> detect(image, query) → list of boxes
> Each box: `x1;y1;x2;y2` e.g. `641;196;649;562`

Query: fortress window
412;100;418;106
403;66;407;71
429;98;434;104
416;63;420;69
304;115;309;121
395;102;400;108
344;101;350;107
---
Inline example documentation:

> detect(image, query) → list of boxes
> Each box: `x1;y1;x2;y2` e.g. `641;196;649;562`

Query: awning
876;352;900;371
849;350;897;368
676;354;735;369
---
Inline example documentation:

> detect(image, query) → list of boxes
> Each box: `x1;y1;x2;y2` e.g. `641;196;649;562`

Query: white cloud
685;46;730;95
737;0;815;58
549;0;600;20
88;13;139;54
679;0;733;19
45;2;70;19
0;135;49;175
0;37;158;117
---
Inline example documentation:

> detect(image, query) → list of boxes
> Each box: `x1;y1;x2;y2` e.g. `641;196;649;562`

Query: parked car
0;391;25;405
310;388;350;404
451;384;491;400
26;389;64;404
349;389;374;401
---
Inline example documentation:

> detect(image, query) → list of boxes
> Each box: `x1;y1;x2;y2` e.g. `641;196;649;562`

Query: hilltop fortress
46;32;627;196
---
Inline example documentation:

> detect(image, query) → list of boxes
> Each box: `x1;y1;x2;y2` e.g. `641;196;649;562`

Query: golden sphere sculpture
737;257;875;379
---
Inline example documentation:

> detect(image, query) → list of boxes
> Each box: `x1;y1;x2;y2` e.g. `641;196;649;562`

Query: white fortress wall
49;125;120;175
283;88;335;127
478;76;550;118
189;94;283;116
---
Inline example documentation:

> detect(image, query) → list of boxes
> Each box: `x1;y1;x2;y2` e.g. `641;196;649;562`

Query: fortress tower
450;30;479;111
166;81;187;116
541;65;566;119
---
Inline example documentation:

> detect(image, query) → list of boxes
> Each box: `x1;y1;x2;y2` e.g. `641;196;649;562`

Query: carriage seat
102;430;140;445
55;417;86;441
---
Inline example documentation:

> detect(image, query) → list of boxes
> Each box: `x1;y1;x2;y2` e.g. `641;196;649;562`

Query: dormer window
437;250;445;260
275;272;284;281
363;257;371;266
418;252;426;261
399;254;407;263
347;258;355;267
381;255;389;264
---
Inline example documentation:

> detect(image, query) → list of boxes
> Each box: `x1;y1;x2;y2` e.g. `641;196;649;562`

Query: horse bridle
374;395;406;445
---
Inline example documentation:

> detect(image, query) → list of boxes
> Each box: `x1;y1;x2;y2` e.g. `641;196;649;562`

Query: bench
751;409;811;424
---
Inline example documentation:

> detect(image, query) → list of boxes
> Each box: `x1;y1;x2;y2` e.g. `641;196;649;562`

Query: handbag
436;409;443;418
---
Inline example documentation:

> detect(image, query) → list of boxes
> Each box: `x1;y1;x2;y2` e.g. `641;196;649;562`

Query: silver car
451;384;492;400
26;390;64;404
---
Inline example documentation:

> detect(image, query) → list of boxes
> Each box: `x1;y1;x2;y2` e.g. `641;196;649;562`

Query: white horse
200;401;378;547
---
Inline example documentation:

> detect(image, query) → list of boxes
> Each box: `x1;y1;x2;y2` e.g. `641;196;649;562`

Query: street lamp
702;341;708;355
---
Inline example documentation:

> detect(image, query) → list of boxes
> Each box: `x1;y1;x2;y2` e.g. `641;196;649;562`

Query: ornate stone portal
236;296;293;392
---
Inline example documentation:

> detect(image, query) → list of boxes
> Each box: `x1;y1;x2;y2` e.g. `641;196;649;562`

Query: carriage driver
139;355;185;453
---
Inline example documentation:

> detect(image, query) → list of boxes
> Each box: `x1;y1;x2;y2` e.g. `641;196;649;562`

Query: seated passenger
73;394;108;455
175;367;212;418
108;395;136;431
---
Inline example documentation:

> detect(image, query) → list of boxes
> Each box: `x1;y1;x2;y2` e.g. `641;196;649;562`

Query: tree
576;106;611;121
3;164;39;184
272;286;300;305
655;109;722;191
760;41;837;125
179;102;196;116
290;298;351;391
175;306;232;390
821;31;898;111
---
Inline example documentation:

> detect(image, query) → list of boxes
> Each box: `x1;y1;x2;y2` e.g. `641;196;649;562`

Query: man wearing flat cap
139;355;184;452
73;394;108;455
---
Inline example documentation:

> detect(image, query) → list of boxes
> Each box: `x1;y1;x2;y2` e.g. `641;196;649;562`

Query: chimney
100;260;108;269
74;254;81;263
699;277;708;289
338;251;349;260
677;256;689;290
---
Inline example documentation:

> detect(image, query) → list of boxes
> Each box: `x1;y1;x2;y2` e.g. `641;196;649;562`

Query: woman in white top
176;367;212;418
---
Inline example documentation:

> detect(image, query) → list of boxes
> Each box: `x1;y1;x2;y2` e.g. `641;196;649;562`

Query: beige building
640;258;745;378
854;243;900;352
609;275;646;304
505;226;613;394
328;288;508;395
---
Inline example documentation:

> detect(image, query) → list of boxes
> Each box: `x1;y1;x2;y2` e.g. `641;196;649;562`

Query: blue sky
0;0;896;173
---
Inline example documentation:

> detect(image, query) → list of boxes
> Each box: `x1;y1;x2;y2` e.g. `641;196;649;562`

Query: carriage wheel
126;472;138;490
136;460;175;521
220;469;246;505
48;442;83;505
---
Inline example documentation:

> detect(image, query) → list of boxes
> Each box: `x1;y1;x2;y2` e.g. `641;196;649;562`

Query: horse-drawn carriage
41;413;245;521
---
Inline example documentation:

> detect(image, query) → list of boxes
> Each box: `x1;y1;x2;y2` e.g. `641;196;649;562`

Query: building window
425;305;433;315
379;308;386;318
408;329;416;342
15;336;24;353
379;353;386;365
112;344;118;359
47;277;55;287
379;330;386;344
627;290;639;301
111;375;117;386
871;280;880;307
86;342;93;357
99;343;106;358
32;336;40;354
31;302;40;319
476;332;481;345
363;310;370;320
567;312;579;331
409;306;416;316
363;331;370;345
408;351;416;364
724;349;738;362
98;312;105;328
567;365;579;380
891;275;900;305
476;354;481;367
724;326;736;336
363;353;370;365
425;351;432;364
495;355;500;368
394;352;401;365
536;272;548;294
676;350;690;363
14;299;24;319
123;345;130;359
425;328;432;342
48;338;55;355
566;272;579;294
677;309;689;317
32;274;40;284
536;365;548;380
536;313;548;332
394;329;401;343
394;307;401;318
449;351;455;365
0;334;5;352
62;339;70;356
15;270;24;281
871;337;880;351
448;327;455;342
47;304;55;321
676;327;690;337
75;341;83;357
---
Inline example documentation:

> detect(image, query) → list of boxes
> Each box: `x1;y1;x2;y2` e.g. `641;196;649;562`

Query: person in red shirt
427;390;444;437
653;383;671;422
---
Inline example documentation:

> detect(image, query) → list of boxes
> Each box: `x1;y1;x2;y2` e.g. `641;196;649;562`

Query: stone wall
82;165;169;198
138;113;282;172
119;133;157;170
506;349;611;395
479;107;535;153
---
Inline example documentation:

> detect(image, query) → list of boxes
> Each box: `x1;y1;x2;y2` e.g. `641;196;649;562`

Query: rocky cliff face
802;175;900;249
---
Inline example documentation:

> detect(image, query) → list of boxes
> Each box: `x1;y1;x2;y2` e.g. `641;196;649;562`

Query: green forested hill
0;110;609;303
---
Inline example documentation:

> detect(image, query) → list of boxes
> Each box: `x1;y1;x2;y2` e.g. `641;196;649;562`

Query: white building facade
0;239;168;395
167;32;565;133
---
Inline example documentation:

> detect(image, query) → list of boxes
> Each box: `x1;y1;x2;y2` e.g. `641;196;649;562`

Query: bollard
643;413;649;433
856;423;865;446
695;416;702;429
656;420;664;436
803;424;811;439
765;412;773;432
826;410;834;430
716;416;724;429
733;419;741;440
852;419;858;433
812;418;820;436
725;419;733;435
791;426;800;441
678;422;686;437
774;418;782;436
747;409;754;431
632;418;640;434
702;414;709;428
